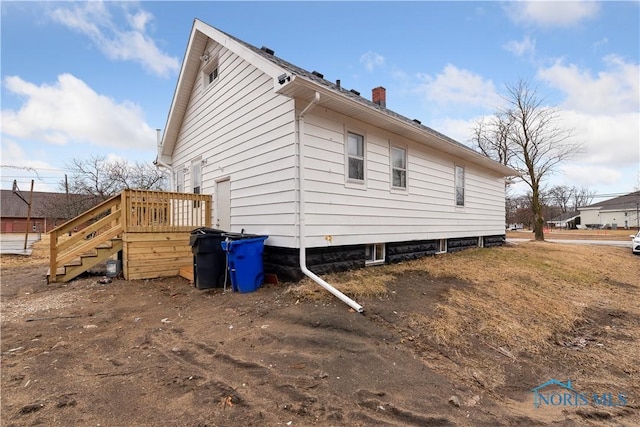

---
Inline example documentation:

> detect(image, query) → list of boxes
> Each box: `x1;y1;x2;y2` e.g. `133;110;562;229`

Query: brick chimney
372;86;386;108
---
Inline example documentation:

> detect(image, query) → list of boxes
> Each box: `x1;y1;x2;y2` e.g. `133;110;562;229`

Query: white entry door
215;178;231;230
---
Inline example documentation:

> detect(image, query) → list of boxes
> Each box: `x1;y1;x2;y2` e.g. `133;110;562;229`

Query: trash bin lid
191;227;227;235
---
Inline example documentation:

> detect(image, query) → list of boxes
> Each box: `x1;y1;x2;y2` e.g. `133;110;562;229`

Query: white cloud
538;55;639;115
429;117;478;146
416;64;501;109
558;109;640;167
49;2;178;77
504;36;536;57
1;74;155;150
560;164;622;187
360;51;385;72
506;1;600;27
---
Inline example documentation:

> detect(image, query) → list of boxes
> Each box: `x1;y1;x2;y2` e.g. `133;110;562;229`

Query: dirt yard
1;239;638;426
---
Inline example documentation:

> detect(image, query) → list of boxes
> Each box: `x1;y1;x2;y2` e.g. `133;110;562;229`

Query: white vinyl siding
171;42;297;245
300;108;506;247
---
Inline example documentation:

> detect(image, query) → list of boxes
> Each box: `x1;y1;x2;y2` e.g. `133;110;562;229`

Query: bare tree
60;155;168;201
548;185;573;213
571;186;596;210
473;80;583;240
472;113;514;167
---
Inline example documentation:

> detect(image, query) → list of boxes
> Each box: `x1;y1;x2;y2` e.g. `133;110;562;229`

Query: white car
630;231;640;255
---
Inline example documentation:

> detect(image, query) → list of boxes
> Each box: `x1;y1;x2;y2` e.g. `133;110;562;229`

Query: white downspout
154;129;172;170
297;92;364;313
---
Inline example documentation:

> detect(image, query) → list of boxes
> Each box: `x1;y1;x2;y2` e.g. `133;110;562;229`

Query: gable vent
350;89;361;96
260;46;275;55
311;71;324;79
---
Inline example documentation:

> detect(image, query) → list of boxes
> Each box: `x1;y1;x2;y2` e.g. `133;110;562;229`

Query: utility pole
23;180;34;251
12;180;36;251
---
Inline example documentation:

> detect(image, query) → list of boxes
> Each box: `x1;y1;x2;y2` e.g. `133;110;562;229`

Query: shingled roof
1;190;98;219
161;20;516;178
582;191;640;211
219;27;474;154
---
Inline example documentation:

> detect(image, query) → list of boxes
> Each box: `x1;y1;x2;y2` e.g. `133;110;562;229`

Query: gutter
296;92;364;314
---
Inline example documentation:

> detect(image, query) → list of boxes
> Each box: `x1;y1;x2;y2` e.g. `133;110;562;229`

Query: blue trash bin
221;236;268;293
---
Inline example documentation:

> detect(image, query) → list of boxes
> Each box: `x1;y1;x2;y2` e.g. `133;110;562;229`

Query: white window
175;168;185;192
202;56;219;88
455;165;465;207
391;146;407;189
192;161;202;195
346;131;365;182
192;160;202;208
365;243;385;265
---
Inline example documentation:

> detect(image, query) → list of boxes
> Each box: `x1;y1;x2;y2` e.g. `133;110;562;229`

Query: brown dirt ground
1;240;638;426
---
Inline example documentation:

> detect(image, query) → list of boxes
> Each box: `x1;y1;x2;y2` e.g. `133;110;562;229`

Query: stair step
65;259;82;267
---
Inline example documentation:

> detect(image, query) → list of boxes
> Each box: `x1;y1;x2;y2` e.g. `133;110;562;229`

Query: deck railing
122;189;212;232
49;190;212;282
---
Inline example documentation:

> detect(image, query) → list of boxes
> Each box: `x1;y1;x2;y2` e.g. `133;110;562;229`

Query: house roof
548;211;580;223
580;191;640;212
161;19;516;178
0;190;96;219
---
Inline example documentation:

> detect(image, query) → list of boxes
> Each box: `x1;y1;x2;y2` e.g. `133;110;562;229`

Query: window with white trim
202;56;219;88
175;168;185;193
346;131;365;182
365;243;385;265
391;146;407;189
192;161;202;195
455;165;465;207
192;160;202;208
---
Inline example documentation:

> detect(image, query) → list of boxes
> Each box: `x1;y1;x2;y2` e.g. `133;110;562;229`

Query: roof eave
276;76;517;177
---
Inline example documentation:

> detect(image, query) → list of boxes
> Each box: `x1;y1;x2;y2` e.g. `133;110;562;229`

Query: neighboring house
0;190;98;233
157;19;516;280
579;191;640;230
547;211;580;229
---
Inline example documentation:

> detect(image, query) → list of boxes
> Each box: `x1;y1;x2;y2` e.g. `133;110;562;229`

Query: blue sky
1;1;638;201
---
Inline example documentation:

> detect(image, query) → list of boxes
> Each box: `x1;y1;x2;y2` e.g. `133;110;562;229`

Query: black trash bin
189;228;260;290
189;228;227;289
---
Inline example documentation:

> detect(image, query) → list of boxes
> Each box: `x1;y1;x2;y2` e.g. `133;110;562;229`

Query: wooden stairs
48;193;125;284
48;238;123;283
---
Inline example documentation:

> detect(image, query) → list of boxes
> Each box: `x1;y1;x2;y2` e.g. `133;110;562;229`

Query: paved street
0;233;42;255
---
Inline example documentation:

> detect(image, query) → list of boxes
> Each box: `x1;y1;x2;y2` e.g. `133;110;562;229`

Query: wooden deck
48;190;212;283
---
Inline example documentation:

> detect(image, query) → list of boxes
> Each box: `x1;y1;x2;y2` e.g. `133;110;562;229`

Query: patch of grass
289;242;638;365
287;268;393;301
